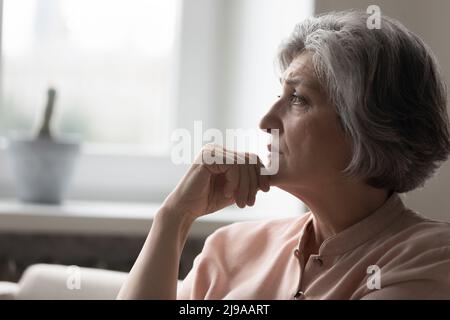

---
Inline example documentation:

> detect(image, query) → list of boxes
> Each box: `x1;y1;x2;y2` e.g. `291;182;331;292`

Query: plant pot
7;136;80;204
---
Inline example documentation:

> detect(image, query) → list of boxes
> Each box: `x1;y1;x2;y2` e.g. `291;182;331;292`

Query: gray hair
278;10;450;193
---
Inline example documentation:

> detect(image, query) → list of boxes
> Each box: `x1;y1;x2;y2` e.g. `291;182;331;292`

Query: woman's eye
290;93;308;106
277;94;310;108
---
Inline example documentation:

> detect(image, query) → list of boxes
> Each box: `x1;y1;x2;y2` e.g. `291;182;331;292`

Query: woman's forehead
281;54;321;91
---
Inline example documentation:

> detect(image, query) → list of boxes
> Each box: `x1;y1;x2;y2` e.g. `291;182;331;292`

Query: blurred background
0;0;308;210
0;0;449;298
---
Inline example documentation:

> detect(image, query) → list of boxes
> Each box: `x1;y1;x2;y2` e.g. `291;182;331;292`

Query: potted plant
7;88;81;204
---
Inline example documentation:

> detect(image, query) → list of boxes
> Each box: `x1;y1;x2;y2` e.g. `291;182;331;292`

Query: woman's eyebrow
279;76;321;92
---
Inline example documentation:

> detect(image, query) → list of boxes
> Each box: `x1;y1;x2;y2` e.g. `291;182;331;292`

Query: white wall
315;0;450;221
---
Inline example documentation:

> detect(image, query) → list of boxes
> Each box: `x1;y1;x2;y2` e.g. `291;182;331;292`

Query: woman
118;10;450;299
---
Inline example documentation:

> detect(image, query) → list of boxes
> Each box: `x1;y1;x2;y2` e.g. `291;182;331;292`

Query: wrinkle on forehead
285;54;314;78
281;53;322;92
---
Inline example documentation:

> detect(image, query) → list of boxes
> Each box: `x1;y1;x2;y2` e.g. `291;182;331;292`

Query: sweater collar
301;193;406;257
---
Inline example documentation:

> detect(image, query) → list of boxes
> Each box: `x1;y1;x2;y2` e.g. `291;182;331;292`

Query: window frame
0;0;227;202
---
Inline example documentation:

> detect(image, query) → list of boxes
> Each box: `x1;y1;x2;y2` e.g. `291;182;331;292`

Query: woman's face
259;53;352;193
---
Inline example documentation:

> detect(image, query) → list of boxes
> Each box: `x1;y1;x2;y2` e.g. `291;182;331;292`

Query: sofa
0;264;129;300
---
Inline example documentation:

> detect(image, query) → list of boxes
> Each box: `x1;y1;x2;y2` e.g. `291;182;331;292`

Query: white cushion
16;264;128;300
0;282;20;300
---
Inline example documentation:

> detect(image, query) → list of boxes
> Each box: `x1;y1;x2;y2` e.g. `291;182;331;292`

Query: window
0;0;310;216
0;0;178;154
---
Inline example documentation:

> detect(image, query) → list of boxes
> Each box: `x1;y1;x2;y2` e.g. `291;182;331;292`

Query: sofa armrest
0;282;20;300
16;264;128;300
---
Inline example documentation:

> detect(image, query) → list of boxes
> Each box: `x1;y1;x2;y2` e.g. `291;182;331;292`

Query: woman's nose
259;101;283;134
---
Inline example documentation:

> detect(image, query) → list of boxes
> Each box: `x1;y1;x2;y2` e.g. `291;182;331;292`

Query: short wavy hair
278;10;450;193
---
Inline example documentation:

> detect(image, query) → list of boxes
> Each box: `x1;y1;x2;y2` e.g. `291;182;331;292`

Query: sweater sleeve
177;227;229;300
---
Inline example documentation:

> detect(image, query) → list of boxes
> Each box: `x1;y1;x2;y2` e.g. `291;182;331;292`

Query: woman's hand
162;144;271;222
118;144;271;299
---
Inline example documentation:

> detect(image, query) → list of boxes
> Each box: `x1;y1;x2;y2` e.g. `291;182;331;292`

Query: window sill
0;199;300;238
